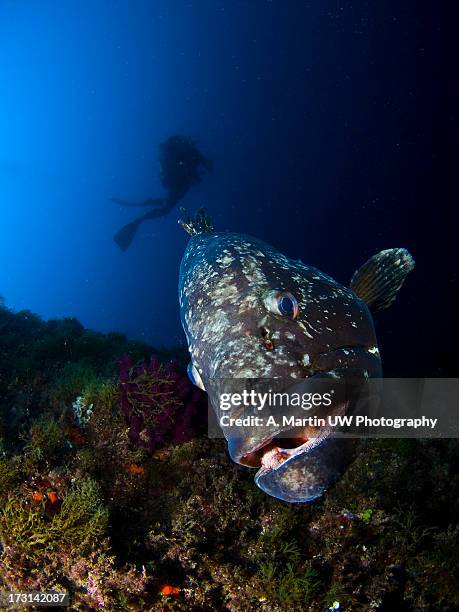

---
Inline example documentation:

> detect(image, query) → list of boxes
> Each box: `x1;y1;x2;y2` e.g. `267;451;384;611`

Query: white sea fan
72;395;94;428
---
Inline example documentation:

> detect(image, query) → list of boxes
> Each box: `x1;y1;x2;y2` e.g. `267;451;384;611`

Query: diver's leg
111;197;164;208
113;198;178;250
137;199;177;221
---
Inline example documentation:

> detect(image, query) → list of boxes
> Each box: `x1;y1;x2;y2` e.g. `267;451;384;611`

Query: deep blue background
0;1;455;375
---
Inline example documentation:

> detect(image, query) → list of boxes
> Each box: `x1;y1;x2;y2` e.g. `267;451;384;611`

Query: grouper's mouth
222;374;368;502
213;347;382;502
236;400;348;470
231;399;356;503
253;430;358;503
241;425;334;470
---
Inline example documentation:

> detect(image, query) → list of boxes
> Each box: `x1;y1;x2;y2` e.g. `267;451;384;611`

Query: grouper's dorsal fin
178;207;214;236
349;248;415;312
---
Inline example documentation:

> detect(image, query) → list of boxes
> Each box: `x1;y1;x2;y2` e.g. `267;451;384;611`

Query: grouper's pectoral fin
349;248;415;312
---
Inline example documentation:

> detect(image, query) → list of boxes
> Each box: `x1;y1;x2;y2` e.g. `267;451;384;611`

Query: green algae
0;479;107;556
24;417;68;467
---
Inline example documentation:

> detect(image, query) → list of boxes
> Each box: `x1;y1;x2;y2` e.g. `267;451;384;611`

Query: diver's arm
110;197;164;207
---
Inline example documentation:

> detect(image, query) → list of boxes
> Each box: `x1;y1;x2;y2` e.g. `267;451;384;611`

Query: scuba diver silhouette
112;135;212;251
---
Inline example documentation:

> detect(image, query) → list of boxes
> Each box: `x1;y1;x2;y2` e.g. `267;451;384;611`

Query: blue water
0;1;454;375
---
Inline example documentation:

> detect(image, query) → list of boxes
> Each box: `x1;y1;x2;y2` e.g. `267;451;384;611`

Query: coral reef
0;302;458;610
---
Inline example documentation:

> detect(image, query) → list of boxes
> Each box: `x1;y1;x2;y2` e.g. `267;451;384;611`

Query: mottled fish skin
179;231;382;502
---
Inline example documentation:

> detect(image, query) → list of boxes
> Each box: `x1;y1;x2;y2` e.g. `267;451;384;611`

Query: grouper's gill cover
178;211;414;503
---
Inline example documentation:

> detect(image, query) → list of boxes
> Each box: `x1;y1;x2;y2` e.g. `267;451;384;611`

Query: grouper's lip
236;399;348;469
254;427;333;478
254;433;356;503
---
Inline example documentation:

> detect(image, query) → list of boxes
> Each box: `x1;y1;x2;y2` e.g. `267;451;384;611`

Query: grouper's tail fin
178;207;214;236
350;248;415;312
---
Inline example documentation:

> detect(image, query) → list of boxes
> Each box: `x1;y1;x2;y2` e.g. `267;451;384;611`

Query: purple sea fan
117;355;204;451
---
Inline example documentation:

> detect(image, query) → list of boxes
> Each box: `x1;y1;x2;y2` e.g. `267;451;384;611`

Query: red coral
117;355;205;452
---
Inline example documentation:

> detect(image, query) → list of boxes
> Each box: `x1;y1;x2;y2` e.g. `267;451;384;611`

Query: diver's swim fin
349;248;415;311
114;218;142;251
114;200;177;250
113;199;166;250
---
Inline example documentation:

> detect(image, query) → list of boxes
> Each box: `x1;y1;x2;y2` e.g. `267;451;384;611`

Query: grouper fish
178;209;415;503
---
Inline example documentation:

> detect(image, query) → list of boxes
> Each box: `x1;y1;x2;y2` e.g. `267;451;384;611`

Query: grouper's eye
187;362;206;391
263;290;299;319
